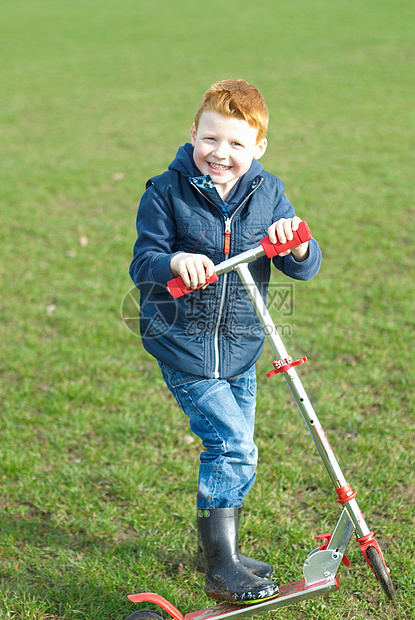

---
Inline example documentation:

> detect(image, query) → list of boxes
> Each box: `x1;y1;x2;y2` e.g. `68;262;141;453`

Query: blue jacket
130;143;321;378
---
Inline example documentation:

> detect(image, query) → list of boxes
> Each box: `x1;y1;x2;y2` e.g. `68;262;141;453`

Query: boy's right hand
170;253;215;290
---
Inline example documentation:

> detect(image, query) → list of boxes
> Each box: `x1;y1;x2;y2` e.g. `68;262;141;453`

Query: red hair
194;80;269;143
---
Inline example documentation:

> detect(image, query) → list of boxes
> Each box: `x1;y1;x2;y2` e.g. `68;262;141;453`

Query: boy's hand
170;253;215;289
268;217;309;262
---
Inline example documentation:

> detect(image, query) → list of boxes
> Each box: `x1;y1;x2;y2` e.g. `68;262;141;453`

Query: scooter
126;222;396;620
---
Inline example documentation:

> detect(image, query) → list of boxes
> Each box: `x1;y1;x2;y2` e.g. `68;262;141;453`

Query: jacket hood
168;142;201;176
168;143;264;209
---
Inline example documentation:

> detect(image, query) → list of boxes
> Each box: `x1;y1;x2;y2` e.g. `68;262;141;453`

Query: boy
130;80;322;603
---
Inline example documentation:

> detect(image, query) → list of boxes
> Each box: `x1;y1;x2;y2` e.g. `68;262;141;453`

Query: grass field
1;0;414;618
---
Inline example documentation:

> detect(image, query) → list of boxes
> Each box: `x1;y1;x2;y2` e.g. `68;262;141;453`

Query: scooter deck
186;578;337;620
128;577;338;620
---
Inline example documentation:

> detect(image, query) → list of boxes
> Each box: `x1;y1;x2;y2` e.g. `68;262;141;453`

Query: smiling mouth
208;162;232;171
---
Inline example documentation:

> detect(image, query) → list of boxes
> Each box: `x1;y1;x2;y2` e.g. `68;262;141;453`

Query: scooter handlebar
167;220;312;298
167;272;219;299
260;220;312;258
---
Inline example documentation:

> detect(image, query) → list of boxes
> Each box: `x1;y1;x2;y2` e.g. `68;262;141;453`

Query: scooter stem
236;262;370;540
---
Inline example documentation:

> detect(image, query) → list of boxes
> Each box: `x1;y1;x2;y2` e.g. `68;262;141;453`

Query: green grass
1;0;414;618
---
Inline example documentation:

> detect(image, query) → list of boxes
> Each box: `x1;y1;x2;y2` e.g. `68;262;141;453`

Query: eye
232;141;244;147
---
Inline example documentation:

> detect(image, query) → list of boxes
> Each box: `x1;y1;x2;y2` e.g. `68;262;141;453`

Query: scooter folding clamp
266;356;307;377
315;533;351;567
303;547;343;588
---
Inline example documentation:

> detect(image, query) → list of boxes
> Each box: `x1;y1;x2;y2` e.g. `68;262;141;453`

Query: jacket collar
169;143;263;210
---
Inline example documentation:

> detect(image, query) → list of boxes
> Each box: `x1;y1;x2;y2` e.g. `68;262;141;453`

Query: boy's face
190;110;267;201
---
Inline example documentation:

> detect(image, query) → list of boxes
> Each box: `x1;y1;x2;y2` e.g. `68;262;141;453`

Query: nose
213;141;228;159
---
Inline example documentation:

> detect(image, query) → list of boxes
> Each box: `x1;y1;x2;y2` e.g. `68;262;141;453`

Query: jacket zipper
191;178;264;378
224;218;231;254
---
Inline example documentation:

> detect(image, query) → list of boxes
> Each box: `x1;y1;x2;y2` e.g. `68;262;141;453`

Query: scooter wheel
366;546;396;600
125;610;165;620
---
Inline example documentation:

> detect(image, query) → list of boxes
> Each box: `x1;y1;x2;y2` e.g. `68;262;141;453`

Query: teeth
210;163;230;170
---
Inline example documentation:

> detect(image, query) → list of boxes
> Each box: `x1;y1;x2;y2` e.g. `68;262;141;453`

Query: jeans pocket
247;373;257;397
158;360;204;389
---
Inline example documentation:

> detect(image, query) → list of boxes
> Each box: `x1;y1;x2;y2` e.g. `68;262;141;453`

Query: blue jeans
158;361;258;509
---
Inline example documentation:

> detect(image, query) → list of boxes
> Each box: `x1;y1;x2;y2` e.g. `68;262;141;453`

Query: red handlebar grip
167;272;219;298
260;221;312;258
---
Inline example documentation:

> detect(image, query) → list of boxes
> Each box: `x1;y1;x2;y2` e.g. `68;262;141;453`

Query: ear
190;123;197;146
254;138;267;160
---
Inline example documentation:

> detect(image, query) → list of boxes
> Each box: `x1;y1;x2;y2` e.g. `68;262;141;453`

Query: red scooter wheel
125;611;165;620
366;546;396;600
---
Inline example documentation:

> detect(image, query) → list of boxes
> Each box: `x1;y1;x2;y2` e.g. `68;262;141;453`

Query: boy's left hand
268;217;309;262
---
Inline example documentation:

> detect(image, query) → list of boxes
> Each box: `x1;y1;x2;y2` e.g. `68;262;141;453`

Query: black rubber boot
196;507;274;579
198;507;279;603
